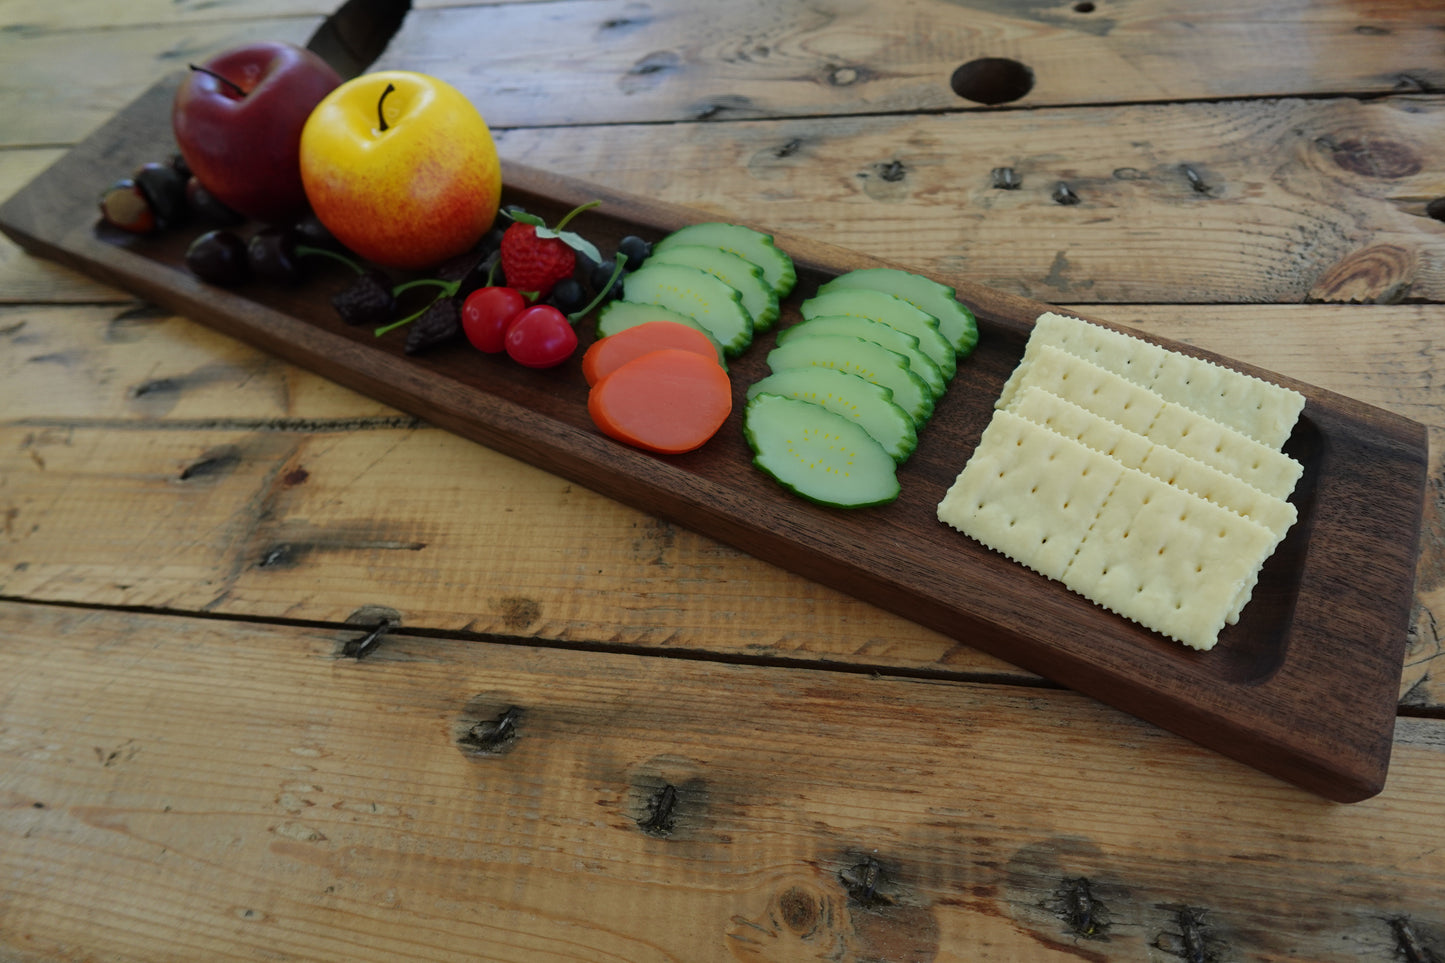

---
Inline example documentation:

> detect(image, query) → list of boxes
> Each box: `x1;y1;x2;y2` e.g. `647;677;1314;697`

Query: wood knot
1325;136;1422;179
778;886;822;936
1308;244;1416;303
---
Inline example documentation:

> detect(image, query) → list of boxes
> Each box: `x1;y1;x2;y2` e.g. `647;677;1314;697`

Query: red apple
172;42;342;224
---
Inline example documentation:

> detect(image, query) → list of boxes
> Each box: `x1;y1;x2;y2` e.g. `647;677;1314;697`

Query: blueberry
548;277;587;313
618;235;651;271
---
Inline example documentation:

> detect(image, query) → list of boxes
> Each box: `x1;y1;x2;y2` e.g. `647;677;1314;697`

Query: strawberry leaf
535;227;602;264
507;211;546;228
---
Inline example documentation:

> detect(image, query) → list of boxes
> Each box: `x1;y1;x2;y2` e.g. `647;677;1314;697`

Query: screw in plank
991;166;1022;190
839;854;888;906
1052;181;1081;205
1181;164;1212;194
342;619;392;659
1054;876;1109;939
1390;917;1441;963
460;706;521;754
638;783;679;836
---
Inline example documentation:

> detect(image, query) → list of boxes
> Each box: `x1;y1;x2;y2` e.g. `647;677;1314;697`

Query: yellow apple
299;71;501;270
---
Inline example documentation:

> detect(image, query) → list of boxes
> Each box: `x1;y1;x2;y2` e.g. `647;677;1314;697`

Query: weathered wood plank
0;16;322;147
490;96;1445;305
0;150;123;303
3;300;1441;706
380;0;1445;125
5;90;1440;306
1;601;1442;963
0;0;336;29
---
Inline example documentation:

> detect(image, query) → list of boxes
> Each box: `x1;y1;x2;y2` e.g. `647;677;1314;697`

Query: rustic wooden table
2;1;1443;960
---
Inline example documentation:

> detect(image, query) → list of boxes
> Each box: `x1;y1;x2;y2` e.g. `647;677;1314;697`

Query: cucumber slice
595;300;726;368
622;263;754;357
765;334;934;428
646;243;780;332
776;315;945;399
654;222;797;298
747;367;917;463
801;289;955;381
818;267;978;358
744;393;900;509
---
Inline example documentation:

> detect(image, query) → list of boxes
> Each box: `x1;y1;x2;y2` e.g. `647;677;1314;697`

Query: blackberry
404;297;462;354
331;269;396;326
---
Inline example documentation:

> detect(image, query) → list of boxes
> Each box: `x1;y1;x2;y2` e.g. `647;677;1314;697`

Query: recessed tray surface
0;76;1427;802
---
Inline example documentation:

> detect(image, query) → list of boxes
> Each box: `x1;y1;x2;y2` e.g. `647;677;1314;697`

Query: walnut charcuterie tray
0;76;1427;802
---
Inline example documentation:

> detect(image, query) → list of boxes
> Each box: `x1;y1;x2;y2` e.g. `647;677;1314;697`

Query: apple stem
295;244;365;276
188;64;246;98
377;82;396;133
567;252;627;323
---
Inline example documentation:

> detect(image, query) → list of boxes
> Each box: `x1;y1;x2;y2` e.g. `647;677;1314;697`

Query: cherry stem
373;278;460;337
377;82;396;133
295;244;365;276
552;200;601;234
568;252;627;322
188;64;246;98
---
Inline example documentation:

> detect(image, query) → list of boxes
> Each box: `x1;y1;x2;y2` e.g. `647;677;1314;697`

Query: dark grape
293;211;339;249
133;162;188;229
404;297;462;355
184;176;243;225
185;230;250;285
247;226;304;284
98;178;157;234
331;269;395;326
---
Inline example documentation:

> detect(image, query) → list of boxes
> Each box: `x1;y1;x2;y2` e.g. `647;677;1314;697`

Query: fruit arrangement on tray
97;40;984;509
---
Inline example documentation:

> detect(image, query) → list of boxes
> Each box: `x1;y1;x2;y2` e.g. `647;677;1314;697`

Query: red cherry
461;286;527;353
504;305;578;368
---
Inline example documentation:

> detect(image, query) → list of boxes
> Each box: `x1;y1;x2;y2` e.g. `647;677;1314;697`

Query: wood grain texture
380;0;1445;123
0;15;322;148
2;601;1444;963
490;96;1445;305
0;78;1428;799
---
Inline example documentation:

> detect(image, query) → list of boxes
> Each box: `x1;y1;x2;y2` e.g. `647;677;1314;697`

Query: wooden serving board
0;75;1428;802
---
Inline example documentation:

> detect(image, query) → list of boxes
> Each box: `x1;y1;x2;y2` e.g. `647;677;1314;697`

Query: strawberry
499;200;602;301
500;223;575;300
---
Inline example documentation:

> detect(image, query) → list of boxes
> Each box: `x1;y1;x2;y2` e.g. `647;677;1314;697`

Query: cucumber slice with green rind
817;267;979;358
776;315;945;399
747;367;917;463
646;244;781;332
595;301;726;367
654;222;797;298
765;334;934;428
744;393;900;509
801;289;956;380
622;263;754;357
